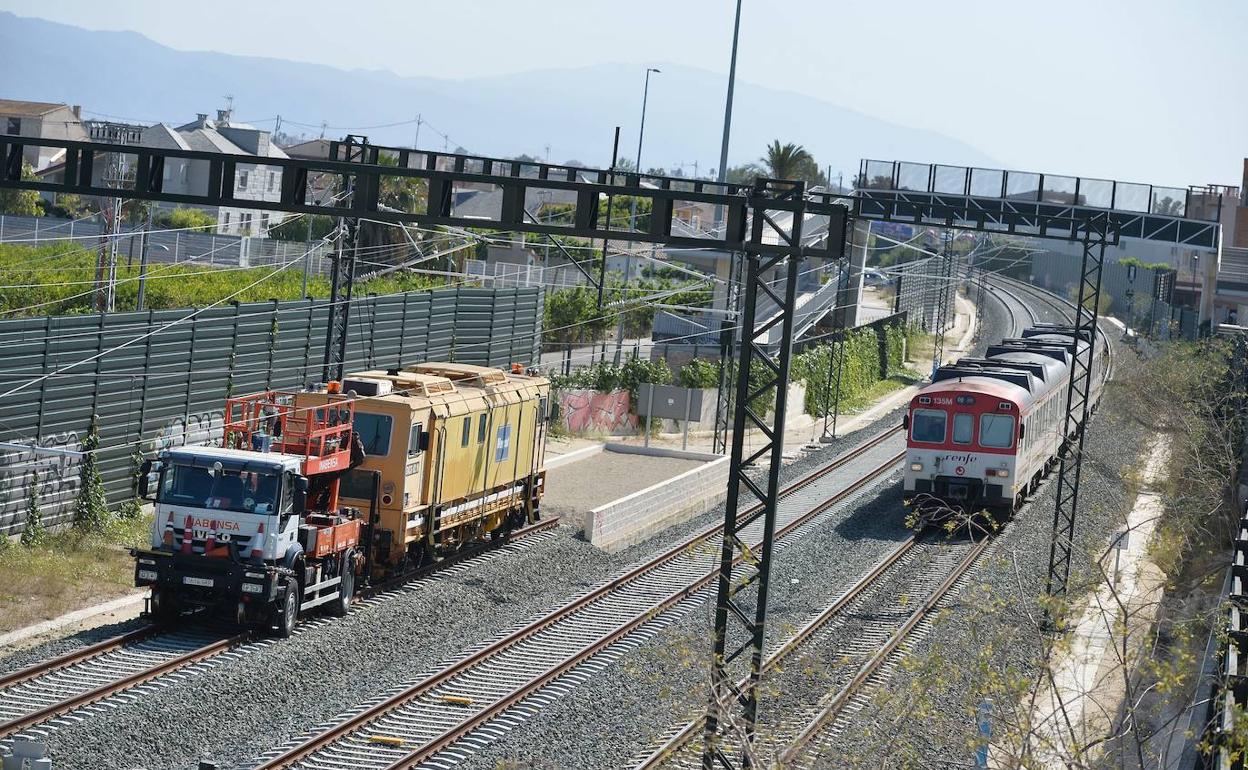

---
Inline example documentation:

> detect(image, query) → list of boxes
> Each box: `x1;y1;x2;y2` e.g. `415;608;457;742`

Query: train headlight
986;468;1009;478
138;569;158;582
909;462;923;472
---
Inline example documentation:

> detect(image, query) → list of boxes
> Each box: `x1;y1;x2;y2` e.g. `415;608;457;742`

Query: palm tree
760;140;814;181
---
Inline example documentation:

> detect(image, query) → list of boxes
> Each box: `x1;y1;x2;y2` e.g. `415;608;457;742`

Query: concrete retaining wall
583;455;730;551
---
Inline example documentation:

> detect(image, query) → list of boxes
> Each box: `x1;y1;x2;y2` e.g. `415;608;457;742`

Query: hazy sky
4;0;1244;186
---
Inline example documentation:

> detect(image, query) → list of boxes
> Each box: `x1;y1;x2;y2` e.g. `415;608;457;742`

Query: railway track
630;532;991;768
251;426;906;770
0;517;559;745
775;535;990;768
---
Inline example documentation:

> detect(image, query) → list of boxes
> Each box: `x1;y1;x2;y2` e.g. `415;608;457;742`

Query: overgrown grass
0;514;151;633
0;244;442;316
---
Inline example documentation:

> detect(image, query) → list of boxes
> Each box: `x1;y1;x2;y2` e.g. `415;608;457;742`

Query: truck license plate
182;576;214;588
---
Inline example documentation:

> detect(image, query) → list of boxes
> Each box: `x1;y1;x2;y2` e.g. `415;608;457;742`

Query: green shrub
156;207;217;231
21;469;45;547
678;359;721;389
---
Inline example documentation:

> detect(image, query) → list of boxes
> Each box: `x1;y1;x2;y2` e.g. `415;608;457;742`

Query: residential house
0;99;89;171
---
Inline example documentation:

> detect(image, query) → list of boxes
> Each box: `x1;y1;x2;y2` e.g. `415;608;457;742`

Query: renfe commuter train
902;323;1109;518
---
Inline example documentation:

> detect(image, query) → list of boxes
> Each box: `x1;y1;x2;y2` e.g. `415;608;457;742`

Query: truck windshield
159;464;281;514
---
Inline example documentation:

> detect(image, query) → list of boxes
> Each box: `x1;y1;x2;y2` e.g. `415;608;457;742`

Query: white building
137;110;289;237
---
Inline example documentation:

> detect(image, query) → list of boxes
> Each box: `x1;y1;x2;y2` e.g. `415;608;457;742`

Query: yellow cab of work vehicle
294;362;549;576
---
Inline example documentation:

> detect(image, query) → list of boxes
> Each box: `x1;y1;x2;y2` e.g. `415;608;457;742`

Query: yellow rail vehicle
296;363;549;575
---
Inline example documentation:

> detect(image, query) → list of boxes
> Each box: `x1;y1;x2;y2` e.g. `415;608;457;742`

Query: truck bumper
133;549;278;607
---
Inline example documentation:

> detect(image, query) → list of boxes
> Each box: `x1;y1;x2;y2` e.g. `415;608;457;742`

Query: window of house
267;171;276;192
5;118;20;135
238;170;249;190
223;212;231;227
952;413;973;444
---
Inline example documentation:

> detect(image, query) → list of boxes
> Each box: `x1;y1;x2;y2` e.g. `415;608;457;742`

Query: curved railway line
0;518;560;745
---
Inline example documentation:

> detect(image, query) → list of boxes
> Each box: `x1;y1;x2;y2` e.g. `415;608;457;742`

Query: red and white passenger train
902;323;1109;516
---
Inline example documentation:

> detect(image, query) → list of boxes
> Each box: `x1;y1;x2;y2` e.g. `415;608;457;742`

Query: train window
354;412;393;455
952;413;973;444
495;424;512;462
478;413;488;443
980;413;1016;448
408;422;423;456
339;469;377;501
911;409;946;443
462;417;471;448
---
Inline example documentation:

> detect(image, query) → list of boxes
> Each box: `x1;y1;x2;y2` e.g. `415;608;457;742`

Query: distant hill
0;11;997;178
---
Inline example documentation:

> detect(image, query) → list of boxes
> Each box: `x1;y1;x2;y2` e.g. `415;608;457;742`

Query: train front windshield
911;409;946;443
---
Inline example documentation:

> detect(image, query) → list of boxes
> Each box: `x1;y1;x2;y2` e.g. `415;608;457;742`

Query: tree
726;163;764;185
268;213;336;242
0;160;40;216
1154;195;1184;216
21;469;45;547
48;193;90;219
761;141;814;181
543;287;611;348
73;415;111;532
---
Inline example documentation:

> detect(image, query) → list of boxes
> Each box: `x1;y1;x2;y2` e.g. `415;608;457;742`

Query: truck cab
134;390;366;636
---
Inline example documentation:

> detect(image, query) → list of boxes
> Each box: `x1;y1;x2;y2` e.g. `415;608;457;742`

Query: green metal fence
0;287;543;535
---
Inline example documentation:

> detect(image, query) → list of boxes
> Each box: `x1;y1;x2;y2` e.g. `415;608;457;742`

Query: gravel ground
542;452;707;521
0;617;150;678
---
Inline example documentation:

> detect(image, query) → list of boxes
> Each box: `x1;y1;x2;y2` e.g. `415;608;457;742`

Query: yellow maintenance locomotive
296;363;550;576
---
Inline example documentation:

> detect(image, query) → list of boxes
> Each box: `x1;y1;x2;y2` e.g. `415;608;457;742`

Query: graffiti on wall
558;389;637;435
0;431;83;533
145;409;225;454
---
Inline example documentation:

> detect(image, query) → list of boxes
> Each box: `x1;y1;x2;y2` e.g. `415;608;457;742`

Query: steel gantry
703;178;810;768
1044;211;1111;605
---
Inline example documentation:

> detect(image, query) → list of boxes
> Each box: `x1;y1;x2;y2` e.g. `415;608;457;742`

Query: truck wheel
150;588;180;624
274;582;299;638
328;552;355;617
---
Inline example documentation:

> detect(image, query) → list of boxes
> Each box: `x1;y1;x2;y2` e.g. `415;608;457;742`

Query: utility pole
302;211;314;297
413;114;422;149
714;0;744;226
136;205;153;311
618;67;661;365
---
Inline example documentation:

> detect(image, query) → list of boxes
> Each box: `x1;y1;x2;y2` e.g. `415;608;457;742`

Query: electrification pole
617;67;661;365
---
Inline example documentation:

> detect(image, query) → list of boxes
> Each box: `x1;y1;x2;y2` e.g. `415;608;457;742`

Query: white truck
134;389;370;636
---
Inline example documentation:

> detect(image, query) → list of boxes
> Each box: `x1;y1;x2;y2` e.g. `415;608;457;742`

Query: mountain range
0;11;998;178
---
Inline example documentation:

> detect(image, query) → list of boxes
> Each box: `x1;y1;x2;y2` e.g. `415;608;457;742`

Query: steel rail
0;625;161;692
632;533;923;768
0;516;560;743
0;630;249;740
773;535;992;767
256;428;905;770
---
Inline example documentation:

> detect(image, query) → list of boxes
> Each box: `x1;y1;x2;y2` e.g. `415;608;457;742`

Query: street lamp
616;67;661;364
